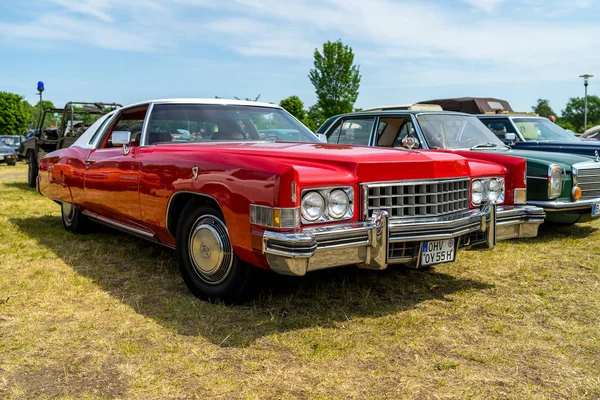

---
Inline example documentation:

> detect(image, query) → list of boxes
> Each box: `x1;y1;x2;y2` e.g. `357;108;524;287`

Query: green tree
279;95;306;120
561;95;600;132
0;92;30;134
309;39;361;119
302;105;324;131
28;100;58;129
531;99;555;118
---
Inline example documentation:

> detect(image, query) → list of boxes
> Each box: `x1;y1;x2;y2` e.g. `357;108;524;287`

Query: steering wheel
261;134;282;141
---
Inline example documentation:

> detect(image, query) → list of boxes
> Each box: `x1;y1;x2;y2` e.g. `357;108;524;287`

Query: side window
337;118;374;145
99;107;148;149
376;117;414;147
481;118;517;142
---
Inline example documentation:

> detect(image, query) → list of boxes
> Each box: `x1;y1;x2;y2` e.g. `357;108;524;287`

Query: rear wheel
176;203;256;303
61;202;90;233
27;152;38;188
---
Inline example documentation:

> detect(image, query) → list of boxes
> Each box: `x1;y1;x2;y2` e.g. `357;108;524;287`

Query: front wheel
61;202;90;233
176;203;256;303
27;152;38;188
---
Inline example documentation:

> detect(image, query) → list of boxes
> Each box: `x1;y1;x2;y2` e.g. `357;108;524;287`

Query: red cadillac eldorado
38;99;499;302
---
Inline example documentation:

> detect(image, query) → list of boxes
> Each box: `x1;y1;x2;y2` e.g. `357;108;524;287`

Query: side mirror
316;133;328;143
111;131;132;155
401;136;420;149
505;133;516;141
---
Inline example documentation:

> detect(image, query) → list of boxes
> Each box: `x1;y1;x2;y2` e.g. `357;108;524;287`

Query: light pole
579;74;593;130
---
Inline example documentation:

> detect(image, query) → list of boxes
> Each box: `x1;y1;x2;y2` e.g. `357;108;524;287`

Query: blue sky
0;0;598;115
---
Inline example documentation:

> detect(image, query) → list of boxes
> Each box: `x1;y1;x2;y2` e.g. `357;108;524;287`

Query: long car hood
158;142;473;181
0;146;15;153
475;148;596;166
512;140;600;157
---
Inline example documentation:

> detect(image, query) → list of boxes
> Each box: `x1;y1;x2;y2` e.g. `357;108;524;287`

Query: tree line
1;38;597;134
531;97;600;132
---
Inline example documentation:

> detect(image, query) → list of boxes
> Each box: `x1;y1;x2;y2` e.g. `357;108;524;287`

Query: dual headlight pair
301;187;354;223
472;177;505;205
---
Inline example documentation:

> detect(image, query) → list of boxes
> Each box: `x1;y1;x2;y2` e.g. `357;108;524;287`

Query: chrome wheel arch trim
165;191;222;237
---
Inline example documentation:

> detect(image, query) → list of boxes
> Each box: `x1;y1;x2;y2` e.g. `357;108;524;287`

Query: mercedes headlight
301;191;325;222
328;189;349;219
548;165;563;199
472;179;484;205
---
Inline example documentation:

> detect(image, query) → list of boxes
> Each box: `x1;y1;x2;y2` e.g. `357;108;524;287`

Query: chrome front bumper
527;197;600;214
495;205;545;240
261;203;496;276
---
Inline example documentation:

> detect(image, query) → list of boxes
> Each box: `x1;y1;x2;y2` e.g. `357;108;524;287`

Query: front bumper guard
262;203;496;276
495;205;545;240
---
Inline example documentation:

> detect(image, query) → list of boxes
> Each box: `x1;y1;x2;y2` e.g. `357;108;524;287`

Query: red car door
83;106;148;227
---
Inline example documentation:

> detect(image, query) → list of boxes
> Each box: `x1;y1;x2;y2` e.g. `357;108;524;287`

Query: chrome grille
575;164;600;198
363;178;470;219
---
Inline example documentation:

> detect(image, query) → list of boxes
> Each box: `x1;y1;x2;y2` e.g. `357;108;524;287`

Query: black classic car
478;114;600;158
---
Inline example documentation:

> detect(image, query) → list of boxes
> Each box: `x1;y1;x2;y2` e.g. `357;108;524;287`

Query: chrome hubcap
188;215;233;285
62;203;75;224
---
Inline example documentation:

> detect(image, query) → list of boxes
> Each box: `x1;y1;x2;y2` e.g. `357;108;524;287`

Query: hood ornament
595;151;600;162
192;166;199;180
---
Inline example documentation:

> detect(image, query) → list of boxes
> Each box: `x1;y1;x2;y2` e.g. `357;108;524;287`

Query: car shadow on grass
2;181;34;190
12;215;493;348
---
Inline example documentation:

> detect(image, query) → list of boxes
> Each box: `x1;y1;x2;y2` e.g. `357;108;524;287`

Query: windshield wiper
470;142;504;150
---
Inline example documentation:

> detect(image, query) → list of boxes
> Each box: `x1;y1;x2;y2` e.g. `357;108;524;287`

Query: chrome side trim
82;210;155;238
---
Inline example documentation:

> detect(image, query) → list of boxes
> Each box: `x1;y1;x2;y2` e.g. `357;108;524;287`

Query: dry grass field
0;162;599;399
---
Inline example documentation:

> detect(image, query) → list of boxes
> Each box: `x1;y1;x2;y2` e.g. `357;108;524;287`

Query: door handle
85;160;96;164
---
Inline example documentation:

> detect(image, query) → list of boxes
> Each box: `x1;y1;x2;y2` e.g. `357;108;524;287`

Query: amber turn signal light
572;186;582;201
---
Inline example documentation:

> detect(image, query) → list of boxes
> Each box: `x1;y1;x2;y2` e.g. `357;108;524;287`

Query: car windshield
513;118;579;141
416;114;505;149
147;104;319;144
0;137;14;145
0;139;6;146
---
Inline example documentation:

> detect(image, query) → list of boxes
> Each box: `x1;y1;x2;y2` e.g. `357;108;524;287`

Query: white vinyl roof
124;98;282;109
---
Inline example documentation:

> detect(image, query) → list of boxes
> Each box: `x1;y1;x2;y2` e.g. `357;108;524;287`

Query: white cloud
1;0;599;84
461;0;503;13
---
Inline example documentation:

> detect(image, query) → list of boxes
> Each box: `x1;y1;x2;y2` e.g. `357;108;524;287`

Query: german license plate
592;203;600;217
421;239;456;266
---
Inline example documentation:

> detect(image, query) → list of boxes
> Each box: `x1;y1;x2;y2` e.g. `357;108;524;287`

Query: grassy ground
0;162;599;399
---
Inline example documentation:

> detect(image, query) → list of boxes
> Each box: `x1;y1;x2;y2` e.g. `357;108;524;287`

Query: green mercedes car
317;110;600;224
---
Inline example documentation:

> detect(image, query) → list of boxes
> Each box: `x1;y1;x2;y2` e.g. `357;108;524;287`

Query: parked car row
34;99;600;302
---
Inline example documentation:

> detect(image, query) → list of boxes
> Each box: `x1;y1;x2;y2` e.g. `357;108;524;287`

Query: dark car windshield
512;118;579;141
146;104;319;144
0;136;18;146
416;114;505;149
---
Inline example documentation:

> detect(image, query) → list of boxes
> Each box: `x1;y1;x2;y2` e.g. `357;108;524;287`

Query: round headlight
488;178;503;203
328;189;349;219
472;179;484;205
548;165;562;199
301;191;325;221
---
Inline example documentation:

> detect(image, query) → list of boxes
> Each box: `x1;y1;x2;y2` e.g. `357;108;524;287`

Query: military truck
19;101;121;188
